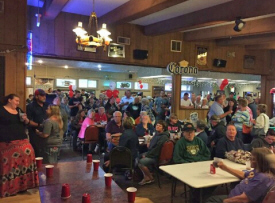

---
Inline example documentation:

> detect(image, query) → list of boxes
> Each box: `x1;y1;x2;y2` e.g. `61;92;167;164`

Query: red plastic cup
93;160;100;171
87;154;93;163
61;183;71;199
35;157;43;168
126;187;137;203
82;193;91;203
104;173;113;187
45;165;54;177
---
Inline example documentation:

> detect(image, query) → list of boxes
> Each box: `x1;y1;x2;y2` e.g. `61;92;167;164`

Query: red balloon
220;79;229;90
138;80;142;84
69;85;73;91
106;89;113;98
140;84;143;89
113;90;119;98
69;90;74;98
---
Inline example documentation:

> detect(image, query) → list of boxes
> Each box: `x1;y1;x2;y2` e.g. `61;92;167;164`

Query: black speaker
129;74;132;79
213;59;227;67
133;49;148;60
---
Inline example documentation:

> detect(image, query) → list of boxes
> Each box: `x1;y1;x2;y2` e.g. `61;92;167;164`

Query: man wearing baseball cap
27;89;49;156
173;123;210;164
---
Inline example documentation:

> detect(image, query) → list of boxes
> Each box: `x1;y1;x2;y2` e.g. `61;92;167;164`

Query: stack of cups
93;160;100;171
82;193;91;203
61;183;71;199
126;187;137;203
87;154;93;163
104;173;113;187
35;157;43;168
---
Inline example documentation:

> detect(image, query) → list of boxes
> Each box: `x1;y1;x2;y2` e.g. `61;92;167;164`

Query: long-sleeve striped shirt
231;110;250;131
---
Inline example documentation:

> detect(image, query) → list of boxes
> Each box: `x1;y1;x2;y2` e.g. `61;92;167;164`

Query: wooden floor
0;188;40;203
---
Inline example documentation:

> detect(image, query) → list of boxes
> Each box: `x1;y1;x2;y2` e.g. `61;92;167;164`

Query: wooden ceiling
33;0;275;50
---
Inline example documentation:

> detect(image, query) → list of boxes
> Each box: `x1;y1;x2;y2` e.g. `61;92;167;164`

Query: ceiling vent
117;36;130;45
171;40;182;52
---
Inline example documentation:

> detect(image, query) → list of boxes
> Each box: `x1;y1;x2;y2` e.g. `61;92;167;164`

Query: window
116;81;132;89
134;82;148;90
79;79;97;88
56;79;76;87
26;76;32;86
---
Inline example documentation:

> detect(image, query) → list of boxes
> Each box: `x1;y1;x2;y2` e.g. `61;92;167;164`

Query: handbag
251;115;266;138
242;123;252;134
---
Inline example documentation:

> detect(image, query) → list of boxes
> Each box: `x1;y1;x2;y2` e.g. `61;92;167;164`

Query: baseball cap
34;89;46;96
210;115;220;122
182;123;195;132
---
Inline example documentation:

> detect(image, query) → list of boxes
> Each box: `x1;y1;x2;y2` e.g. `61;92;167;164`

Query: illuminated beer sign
167;60;198;75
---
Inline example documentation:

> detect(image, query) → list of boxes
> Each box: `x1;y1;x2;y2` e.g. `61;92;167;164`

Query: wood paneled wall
0;0;27;109
183;40;271;75
29;7;184;68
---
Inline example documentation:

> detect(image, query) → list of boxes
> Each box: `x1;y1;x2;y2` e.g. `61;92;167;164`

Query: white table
160;159;247;203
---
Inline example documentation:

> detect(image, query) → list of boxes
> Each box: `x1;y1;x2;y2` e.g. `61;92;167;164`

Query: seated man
196;120;208;146
166;113;182;132
138;120;169;185
103;117;139;173
105;111;124;151
251;128;275;150
215;124;244;158
208;115;226;158
206;148;275;203
173;123;210;164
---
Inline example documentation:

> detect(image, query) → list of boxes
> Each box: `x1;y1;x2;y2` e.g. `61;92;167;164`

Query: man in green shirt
173;123;210;164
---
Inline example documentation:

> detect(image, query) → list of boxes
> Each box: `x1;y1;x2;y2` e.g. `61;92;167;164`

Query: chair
109;146;133;184
155;140;175;188
81;125;99;160
262;185;275;203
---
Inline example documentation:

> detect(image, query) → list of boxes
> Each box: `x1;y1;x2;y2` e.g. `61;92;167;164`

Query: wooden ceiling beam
43;0;69;20
144;0;275;36
98;0;188;26
216;33;275;46
246;43;275;50
184;16;275;41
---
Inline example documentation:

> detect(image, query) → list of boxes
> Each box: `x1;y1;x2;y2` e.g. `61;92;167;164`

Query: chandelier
72;0;112;51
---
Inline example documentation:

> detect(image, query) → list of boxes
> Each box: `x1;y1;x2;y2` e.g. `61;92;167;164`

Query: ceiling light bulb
38;59;43;64
73;21;87;37
98;64;101;68
97;23;111;38
64;65;68;69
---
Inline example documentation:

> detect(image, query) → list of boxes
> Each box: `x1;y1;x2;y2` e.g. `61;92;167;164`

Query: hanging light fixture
72;0;112;51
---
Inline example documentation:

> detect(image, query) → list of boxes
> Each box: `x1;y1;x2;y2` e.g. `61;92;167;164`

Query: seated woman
103;117;139;172
135;111;151;125
136;115;154;137
36;104;63;164
138;120;169;185
251;128;275;151
166;113;182;132
206;148;275;203
123;111;135;125
78;109;96;139
78;109;96;152
0;94;39;197
71;109;86;150
94;107;108;151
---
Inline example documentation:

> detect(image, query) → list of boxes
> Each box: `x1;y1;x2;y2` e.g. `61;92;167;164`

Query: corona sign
167;60;198;75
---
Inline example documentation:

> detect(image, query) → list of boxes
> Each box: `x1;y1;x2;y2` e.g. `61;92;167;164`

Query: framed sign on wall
108;43;125;58
196;46;208;66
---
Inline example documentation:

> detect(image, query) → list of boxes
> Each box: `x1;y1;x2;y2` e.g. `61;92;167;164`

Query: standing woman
36;105;63;164
232;99;250;143
223;98;237;124
0;94;39;197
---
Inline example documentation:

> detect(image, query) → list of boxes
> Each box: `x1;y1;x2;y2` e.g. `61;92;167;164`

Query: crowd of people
1;88;275;202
